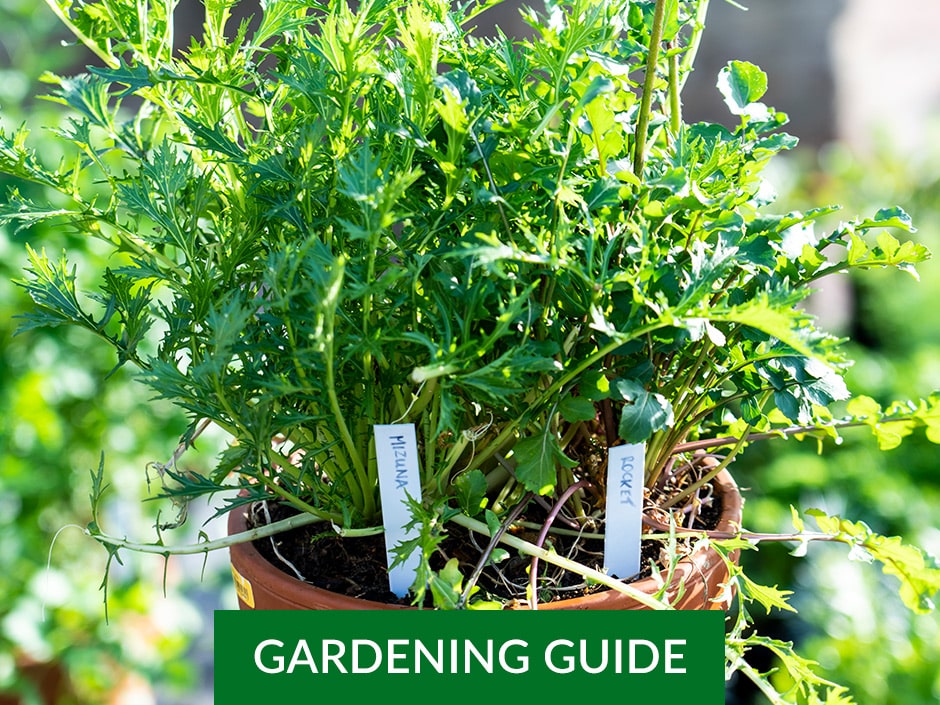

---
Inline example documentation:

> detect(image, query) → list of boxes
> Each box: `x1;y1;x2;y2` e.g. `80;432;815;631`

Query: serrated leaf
845;227;929;279
806;509;940;613
89;60;157;96
15;245;98;333
738;572;796;614
709;290;827;361
867;534;940;613
88;452;110;525
512;430;575;496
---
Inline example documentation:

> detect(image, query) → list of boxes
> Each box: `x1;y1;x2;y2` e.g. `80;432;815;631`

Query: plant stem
457;493;533;609
88;511;333;557
322;257;374;518
528;480;590;609
662;426;751;509
468;319;673;473
449;513;670;610
678;0;712;94
668;417;900;456
43;0;119;69
632;0;668;175
667;42;681;135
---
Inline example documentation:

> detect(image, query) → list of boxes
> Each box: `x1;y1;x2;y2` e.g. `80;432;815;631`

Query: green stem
668;42;681;136
322;258;374;518
449;514;670;610
88;510;381;557
734;654;791;705
255;473;342;524
632;0;668;175
677;0;712;94
43;0;119;69
468;320;674;472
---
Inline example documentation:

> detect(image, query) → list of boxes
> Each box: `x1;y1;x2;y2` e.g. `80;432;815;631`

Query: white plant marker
374;424;423;597
604;443;646;579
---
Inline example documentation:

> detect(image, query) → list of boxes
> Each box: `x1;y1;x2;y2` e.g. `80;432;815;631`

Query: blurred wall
832;0;940;154
684;0;846;147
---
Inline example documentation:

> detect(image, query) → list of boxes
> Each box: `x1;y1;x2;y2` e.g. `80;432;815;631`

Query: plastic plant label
604;443;646;579
374;423;423;598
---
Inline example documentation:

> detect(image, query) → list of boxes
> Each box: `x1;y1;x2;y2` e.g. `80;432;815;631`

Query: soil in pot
228;466;742;611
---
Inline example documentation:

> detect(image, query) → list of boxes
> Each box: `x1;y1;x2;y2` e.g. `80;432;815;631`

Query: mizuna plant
3;0;940;701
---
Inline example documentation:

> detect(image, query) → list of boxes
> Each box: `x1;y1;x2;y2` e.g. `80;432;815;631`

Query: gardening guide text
251;633;690;675
214;611;725;702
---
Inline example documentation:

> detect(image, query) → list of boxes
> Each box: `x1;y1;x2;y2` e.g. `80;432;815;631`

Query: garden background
1;1;938;703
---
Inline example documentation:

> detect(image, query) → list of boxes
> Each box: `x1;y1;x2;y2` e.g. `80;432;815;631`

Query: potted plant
3;0;939;700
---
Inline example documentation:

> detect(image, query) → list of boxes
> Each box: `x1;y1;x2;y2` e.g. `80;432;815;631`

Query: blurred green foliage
0;1;221;702
731;139;940;704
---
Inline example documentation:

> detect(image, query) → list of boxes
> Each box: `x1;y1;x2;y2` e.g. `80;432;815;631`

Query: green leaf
89;60;158;96
856;206;916;233
845;394;881;419
845;395;916;450
774;389;808;424
428;558;464;610
709;290;827;361
512;430;576;496
484;509;501;538
844;227;929;279
805;509;940;613
914;395;940;444
0;126;65;189
454;469;488;517
580;370;611;401
96;270;154;368
50;74;117;131
734;634;849;704
576;75;615;110
15;245;98;333
869;535;940;613
610;379;674;443
88;452;110;529
738;572;797;614
790;505;805;533
558;396;597;423
179;114;245;159
717;60;768;116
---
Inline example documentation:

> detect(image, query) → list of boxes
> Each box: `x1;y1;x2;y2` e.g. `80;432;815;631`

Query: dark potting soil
246;482;725;607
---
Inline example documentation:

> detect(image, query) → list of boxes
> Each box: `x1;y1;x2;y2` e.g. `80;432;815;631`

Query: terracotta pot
228;469;742;611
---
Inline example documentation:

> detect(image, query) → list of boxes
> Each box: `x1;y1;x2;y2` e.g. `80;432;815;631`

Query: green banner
215;610;724;702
